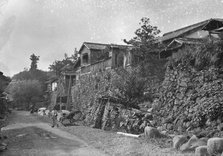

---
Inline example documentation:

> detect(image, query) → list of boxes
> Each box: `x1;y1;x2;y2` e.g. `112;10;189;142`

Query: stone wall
70;58;165;132
71;65;117;127
70;60;151;132
153;65;223;134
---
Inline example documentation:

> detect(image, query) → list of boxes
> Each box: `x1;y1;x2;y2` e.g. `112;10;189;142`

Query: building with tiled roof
159;18;223;58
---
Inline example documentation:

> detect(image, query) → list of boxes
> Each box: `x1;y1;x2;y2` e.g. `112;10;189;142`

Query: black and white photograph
1;0;223;155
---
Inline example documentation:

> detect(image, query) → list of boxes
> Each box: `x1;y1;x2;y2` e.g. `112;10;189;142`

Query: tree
8;80;42;110
49;53;78;76
112;69;148;107
12;54;51;92
124;17;162;60
124;17;165;77
120;17;166;103
0;71;11;93
0;72;11;118
30;54;39;71
12;68;50;90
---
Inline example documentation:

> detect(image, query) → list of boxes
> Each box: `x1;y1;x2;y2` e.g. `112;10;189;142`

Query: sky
0;0;223;76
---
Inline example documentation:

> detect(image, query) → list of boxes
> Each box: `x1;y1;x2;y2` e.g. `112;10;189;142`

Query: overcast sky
0;0;223;76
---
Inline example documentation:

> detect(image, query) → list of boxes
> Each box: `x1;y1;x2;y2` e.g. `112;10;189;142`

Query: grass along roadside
35;114;195;156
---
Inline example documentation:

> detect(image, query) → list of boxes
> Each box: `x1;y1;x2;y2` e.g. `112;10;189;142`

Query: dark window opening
71;75;76;86
132;55;141;66
115;53;124;67
82;53;89;64
56;96;67;103
61;105;66;110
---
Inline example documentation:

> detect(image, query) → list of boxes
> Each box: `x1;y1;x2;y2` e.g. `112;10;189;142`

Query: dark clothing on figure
51;110;59;128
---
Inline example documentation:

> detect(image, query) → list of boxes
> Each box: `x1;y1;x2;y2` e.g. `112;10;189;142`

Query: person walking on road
51;109;59;128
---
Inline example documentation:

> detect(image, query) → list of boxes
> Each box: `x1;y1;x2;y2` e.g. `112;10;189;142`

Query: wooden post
66;75;72;110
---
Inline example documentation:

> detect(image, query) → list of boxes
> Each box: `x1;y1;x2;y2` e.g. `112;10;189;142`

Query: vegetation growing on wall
122;17;166;104
49;53;78;76
112;68;148;107
154;40;223;135
167;40;223;70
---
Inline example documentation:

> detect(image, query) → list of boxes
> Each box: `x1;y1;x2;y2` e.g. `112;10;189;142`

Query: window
51;82;57;91
116;53;124;67
71;75;76;86
82;53;89;64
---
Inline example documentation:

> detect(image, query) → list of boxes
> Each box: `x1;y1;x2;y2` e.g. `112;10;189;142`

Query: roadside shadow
62;123;79;127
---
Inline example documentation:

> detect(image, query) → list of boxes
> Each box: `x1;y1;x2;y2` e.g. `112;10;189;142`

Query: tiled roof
159;18;223;42
163;37;205;52
168;37;205;46
84;42;109;50
79;42;131;53
210;27;223;34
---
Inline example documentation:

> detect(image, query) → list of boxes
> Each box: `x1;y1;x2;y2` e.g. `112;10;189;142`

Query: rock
191;137;208;149
144;126;162;138
217;123;223;131
157;126;162;131
180;136;208;152
180;135;198;152
0;142;7;151
173;135;188;150
207;137;223;156
143;113;153;120
161;131;167;135
163;117;174;124
166;123;173;130
195;146;209;156
147;108;153;113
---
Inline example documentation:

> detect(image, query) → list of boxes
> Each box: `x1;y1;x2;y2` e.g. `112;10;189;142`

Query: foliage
167;40;223;70
114;17;166;107
12;54;52;91
0;72;11;117
12;69;50;90
0;98;8;118
112;68;148;107
49;53;78;76
159;40;223;131
30;54;40;71
8;80;43;110
124;17;163;60
0;72;11;93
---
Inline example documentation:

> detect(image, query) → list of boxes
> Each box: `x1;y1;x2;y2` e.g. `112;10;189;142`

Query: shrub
167;40;223;71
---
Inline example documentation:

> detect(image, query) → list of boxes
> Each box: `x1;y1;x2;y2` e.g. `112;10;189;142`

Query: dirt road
1;111;194;156
1;111;108;156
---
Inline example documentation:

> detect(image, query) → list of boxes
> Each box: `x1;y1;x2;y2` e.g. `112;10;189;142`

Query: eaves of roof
159;18;223;43
78;42;131;53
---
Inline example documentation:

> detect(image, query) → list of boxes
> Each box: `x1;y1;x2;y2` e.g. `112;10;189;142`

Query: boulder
180;135;198;152
195;146;209;156
207;137;223;156
144;126;162;138
173;135;188;150
0;142;7;151
180;135;208;152
191;137;208;149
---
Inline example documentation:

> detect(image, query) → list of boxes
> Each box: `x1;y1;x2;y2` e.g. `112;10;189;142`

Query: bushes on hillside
8;80;43;110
